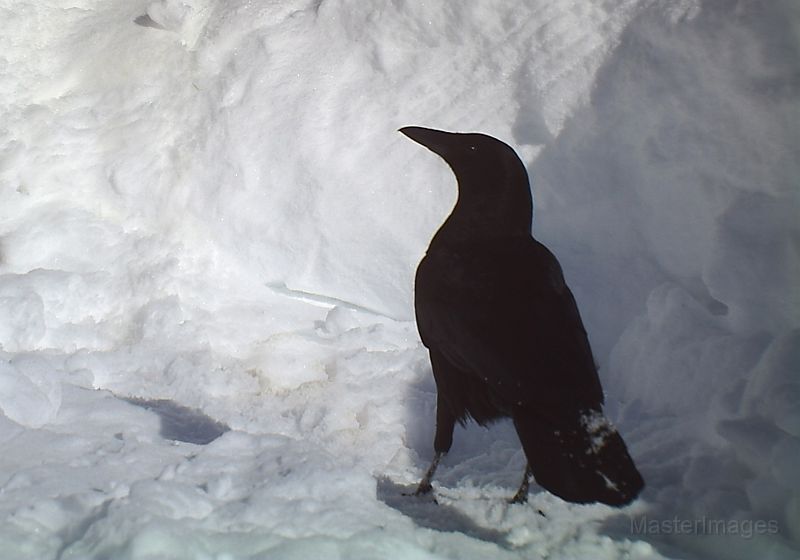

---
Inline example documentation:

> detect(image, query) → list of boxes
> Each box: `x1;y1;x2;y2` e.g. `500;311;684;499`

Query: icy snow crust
1;0;798;558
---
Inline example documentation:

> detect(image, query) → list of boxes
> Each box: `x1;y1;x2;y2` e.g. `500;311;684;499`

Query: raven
401;126;644;506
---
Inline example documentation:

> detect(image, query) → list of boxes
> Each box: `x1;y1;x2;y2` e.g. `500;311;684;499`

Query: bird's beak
399;126;454;157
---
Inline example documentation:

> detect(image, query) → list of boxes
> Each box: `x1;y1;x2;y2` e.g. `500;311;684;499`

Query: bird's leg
414;451;444;495
411;352;457;497
509;463;534;504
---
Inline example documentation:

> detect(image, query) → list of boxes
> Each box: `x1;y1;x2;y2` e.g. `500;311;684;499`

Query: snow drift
0;0;797;558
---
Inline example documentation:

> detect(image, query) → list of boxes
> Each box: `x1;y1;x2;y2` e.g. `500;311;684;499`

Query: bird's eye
469;145;477;151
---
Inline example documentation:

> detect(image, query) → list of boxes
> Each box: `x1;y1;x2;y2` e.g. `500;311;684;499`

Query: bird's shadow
376;477;509;545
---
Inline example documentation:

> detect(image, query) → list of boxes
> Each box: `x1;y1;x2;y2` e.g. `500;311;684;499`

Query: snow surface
1;0;798;558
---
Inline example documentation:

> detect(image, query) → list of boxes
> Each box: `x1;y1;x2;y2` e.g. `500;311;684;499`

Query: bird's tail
514;408;644;506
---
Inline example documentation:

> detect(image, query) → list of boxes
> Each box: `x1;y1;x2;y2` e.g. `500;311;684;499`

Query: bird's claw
402;482;432;497
402;484;438;504
508;492;528;505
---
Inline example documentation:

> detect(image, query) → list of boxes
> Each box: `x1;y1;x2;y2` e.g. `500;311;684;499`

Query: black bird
401;126;644;506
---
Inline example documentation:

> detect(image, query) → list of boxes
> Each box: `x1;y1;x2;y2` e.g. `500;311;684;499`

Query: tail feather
514;408;644;506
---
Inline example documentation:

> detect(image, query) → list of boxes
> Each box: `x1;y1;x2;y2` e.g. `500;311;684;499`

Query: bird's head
400;126;532;237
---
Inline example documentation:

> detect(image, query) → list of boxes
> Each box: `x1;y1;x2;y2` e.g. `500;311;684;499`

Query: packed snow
1;0;798;558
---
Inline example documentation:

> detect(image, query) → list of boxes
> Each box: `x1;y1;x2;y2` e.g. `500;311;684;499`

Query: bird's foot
507;493;546;516
403;451;442;499
400;479;430;496
402;482;438;504
508;463;533;504
508;490;528;505
402;480;432;496
414;481;433;496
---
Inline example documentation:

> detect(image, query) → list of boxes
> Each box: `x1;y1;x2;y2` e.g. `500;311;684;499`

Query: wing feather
415;236;603;414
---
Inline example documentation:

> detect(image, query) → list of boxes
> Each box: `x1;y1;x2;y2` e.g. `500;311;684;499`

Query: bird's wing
415;236;604;413
416;235;644;505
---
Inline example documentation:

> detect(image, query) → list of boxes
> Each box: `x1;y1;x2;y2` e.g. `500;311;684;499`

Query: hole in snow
124;398;230;445
134;14;166;30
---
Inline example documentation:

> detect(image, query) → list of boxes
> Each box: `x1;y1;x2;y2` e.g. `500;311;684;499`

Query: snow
1;0;798;558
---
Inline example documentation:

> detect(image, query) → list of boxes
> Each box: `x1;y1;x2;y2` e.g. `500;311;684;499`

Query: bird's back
415;233;604;416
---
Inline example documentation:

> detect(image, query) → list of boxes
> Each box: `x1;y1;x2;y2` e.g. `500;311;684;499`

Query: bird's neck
436;170;533;242
432;196;533;244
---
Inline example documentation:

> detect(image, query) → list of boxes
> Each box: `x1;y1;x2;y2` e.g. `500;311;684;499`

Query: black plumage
401;126;643;506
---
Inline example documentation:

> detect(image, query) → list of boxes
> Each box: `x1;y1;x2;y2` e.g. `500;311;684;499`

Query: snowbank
0;0;797;558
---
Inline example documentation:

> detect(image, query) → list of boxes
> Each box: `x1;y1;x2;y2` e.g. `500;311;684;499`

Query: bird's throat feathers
436;172;534;242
